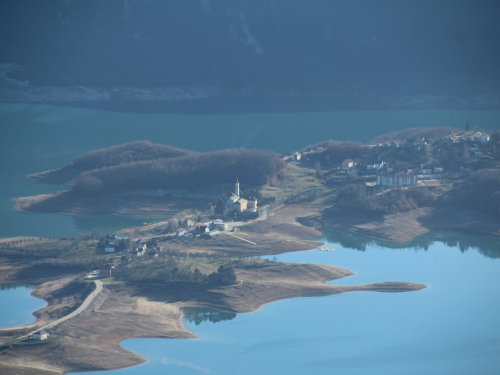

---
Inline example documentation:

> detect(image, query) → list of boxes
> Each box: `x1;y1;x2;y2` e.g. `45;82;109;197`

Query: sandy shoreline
0;264;425;375
0;204;432;374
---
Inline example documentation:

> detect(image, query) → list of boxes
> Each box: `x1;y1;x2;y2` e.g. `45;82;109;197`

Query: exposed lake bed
66;230;500;375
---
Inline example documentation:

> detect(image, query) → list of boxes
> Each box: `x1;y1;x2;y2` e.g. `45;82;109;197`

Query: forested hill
1;1;499;109
30;141;194;184
30;142;286;196
71;141;193;170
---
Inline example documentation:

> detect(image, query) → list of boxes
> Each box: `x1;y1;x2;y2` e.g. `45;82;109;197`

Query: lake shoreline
309;205;500;243
0;204;426;375
14;188;500;244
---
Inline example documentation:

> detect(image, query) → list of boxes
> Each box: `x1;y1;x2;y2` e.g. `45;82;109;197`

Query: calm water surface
2;104;499;373
1;103;499;238
74;231;500;375
0;285;47;329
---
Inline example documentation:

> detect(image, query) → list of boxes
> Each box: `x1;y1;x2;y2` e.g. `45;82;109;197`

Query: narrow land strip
0;280;102;345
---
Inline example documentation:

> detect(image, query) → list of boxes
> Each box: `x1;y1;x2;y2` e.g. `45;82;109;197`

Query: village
90;179;260;281
287;128;494;189
5;126;499;345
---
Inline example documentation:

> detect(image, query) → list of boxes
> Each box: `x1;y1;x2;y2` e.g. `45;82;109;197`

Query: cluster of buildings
339;157;449;188
178;219;233;238
445;130;490;144
224;179;258;213
133;241;161;258
99;234;129;254
338;129;494;188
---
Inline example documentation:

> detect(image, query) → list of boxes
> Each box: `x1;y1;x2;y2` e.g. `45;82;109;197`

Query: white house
377;173;417;187
32;330;49;340
342;159;354;170
367;163;385;171
291;152;302;161
210;219;228;232
373;162;385;170
434;167;443;173
176;228;187;237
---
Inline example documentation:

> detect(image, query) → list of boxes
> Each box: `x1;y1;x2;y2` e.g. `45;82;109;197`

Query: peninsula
2;126;499;374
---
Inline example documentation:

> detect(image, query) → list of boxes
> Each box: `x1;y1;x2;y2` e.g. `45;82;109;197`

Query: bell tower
235;178;240;196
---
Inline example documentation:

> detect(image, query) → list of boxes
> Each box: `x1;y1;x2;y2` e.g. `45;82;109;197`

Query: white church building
225;179;257;213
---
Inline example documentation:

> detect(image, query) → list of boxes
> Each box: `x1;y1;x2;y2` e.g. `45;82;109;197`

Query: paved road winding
0;280;103;346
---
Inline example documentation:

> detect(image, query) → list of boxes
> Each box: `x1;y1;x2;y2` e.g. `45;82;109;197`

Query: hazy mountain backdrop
1;0;499;111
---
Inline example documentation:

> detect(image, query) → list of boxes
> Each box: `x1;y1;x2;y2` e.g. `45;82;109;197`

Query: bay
0;285;47;329
72;231;500;375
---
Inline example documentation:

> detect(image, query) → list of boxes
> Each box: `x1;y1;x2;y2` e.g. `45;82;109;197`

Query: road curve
0;279;103;345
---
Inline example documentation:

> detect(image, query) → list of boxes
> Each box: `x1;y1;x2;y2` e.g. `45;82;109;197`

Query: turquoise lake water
0;285;46;329
0;103;499;238
69;231;500;375
1;103;499;374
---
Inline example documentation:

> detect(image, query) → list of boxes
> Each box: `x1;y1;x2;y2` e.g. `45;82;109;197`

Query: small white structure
136;247;145;257
291;152;302;161
204;229;220;237
32;330;49;340
176;228;187;237
377;173;417;187
434;167;443;173
480;133;490;143
367;162;385;171
235;179;240;196
342;159;354;170
210;219;228;231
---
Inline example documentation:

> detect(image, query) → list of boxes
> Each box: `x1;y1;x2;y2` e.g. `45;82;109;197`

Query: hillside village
99;127;499;281
288;128;497;189
7;128;500;285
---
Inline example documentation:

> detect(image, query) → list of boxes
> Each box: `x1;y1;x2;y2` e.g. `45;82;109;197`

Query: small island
1;126;499;374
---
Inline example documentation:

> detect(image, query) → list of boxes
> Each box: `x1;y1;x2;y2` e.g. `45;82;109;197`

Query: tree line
329;184;437;215
71;141;193;172
458;169;500;216
73;148;286;196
